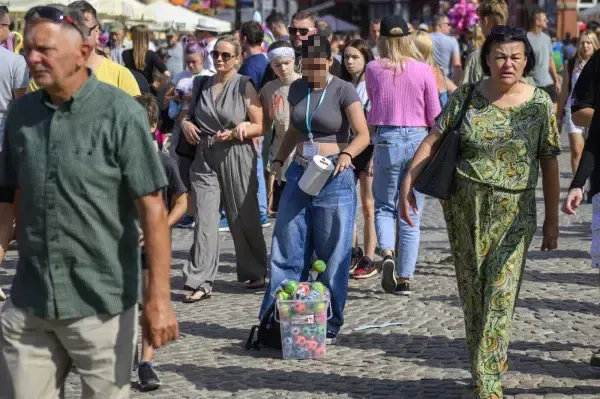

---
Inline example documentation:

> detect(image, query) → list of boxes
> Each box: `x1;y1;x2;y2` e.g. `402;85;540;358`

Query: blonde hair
477;0;509;25
131;25;149;71
377;29;423;73
472;25;485;49
215;34;243;68
577;30;600;61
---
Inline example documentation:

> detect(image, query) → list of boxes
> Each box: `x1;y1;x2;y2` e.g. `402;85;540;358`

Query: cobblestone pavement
2;136;600;398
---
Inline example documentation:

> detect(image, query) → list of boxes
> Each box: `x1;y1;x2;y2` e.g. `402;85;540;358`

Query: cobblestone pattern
1;139;600;398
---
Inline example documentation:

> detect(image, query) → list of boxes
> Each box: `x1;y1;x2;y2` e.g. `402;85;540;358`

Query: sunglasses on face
288;27;311;37
25;6;85;37
210;50;234;62
490;25;527;39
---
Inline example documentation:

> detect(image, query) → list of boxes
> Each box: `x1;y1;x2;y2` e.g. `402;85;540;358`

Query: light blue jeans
373;126;428;279
255;137;268;217
259;161;356;333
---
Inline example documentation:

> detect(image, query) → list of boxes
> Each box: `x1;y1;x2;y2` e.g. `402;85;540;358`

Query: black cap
380;15;409;37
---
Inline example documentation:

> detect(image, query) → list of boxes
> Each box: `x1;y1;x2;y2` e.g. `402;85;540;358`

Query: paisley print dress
437;83;561;399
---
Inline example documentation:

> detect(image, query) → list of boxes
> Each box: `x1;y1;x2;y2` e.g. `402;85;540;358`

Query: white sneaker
0;288;6;301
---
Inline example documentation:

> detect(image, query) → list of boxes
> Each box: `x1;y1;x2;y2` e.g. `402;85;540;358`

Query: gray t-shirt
0;47;28;120
430;32;460;77
288;76;360;144
527;31;553;87
166;43;185;77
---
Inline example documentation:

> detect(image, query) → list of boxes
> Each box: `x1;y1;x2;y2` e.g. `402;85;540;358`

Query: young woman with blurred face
259;35;370;344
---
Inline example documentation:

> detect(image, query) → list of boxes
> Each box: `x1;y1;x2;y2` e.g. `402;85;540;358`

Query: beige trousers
0;300;137;399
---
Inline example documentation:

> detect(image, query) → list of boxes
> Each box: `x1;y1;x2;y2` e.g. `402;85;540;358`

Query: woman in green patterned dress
399;27;561;398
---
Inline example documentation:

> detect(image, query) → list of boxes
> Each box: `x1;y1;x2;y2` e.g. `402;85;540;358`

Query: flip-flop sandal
183;287;212;303
246;280;265;289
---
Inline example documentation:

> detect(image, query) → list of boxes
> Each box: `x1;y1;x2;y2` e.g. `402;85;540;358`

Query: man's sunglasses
288;27;311;37
210;50;234;62
490;25;527;39
25;6;85;37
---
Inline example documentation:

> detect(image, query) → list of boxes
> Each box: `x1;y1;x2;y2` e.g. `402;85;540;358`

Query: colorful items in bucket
272;260;331;301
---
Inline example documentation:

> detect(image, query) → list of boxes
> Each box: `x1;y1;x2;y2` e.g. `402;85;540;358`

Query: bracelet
340;151;353;159
273;159;284;166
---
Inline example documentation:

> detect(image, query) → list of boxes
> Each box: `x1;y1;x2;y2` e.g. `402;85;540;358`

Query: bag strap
188;75;210;125
450;84;476;132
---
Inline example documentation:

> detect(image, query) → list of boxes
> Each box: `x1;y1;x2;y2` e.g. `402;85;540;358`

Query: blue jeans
256;138;268;217
259;161;356;333
373;126;428;279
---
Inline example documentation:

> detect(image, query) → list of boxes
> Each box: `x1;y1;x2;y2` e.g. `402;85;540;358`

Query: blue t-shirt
239;54;268;89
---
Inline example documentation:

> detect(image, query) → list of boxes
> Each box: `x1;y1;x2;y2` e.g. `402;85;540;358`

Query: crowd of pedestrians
1;0;600;397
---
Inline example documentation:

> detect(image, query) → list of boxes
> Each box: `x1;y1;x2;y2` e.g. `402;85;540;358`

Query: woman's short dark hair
480;27;536;77
302;34;332;59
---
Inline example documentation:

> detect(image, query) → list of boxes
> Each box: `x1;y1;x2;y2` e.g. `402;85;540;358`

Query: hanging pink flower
448;0;479;32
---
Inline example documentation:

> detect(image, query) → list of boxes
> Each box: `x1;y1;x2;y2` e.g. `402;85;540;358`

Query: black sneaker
350;256;377;279
138;362;161;391
349;247;364;274
381;253;397;293
326;331;337;345
590;351;600;370
393;281;411;296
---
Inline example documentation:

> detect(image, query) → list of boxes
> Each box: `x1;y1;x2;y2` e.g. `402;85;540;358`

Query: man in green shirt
0;5;178;398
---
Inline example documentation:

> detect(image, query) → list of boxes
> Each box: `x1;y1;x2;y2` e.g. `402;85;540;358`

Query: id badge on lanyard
303;77;331;158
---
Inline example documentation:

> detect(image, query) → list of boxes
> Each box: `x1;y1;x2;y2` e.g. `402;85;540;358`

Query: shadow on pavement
155;363;473;398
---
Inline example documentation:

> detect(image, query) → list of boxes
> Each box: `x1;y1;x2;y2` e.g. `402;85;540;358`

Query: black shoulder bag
175;75;210;159
414;85;475;200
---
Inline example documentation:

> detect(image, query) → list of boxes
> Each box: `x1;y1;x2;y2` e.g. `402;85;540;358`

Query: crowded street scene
1;0;600;397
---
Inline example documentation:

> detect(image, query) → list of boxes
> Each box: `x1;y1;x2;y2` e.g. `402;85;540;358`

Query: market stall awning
94;0;154;20
317;15;359;32
145;2;232;33
6;0;70;12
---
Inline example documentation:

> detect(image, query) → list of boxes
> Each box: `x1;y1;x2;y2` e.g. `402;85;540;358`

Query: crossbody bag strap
450;84;476;133
188;75;210;125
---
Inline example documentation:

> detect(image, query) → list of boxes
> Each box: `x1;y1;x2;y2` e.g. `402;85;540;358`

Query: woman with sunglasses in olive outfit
401;26;561;398
180;35;268;302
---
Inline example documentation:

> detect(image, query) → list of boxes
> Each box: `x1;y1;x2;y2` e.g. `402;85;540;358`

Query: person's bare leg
140;270;155;363
569;133;585;175
360;172;376;260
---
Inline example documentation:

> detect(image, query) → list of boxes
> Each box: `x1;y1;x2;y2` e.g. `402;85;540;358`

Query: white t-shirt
203;39;217;74
172;69;213;113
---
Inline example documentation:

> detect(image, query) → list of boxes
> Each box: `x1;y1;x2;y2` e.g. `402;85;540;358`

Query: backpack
245;302;282;351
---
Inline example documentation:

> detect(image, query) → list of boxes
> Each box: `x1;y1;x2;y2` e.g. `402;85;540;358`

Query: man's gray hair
26;3;89;37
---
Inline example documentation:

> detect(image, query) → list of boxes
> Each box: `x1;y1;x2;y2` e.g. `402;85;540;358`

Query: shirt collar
41;70;98;113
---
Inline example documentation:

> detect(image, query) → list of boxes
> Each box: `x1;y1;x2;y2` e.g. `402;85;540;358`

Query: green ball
284;280;298;295
314;302;327;313
312;282;326;294
276;291;291;301
312;260;326;273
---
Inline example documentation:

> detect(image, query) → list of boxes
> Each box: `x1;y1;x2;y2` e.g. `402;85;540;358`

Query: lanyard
305;76;331;143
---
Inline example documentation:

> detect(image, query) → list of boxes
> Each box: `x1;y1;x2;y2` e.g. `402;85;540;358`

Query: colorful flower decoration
447;0;479;32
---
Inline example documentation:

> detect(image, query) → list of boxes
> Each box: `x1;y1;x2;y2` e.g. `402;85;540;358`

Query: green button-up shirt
0;74;168;320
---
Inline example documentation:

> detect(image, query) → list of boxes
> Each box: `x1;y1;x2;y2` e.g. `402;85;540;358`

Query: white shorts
591;193;600;268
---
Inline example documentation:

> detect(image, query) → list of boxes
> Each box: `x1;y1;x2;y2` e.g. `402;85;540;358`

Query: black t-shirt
158;151;187;210
128;68;151;94
569;50;600;194
122;49;168;86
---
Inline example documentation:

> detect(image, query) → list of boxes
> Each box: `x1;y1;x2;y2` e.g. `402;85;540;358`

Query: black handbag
414;85;475;200
175;75;210;159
